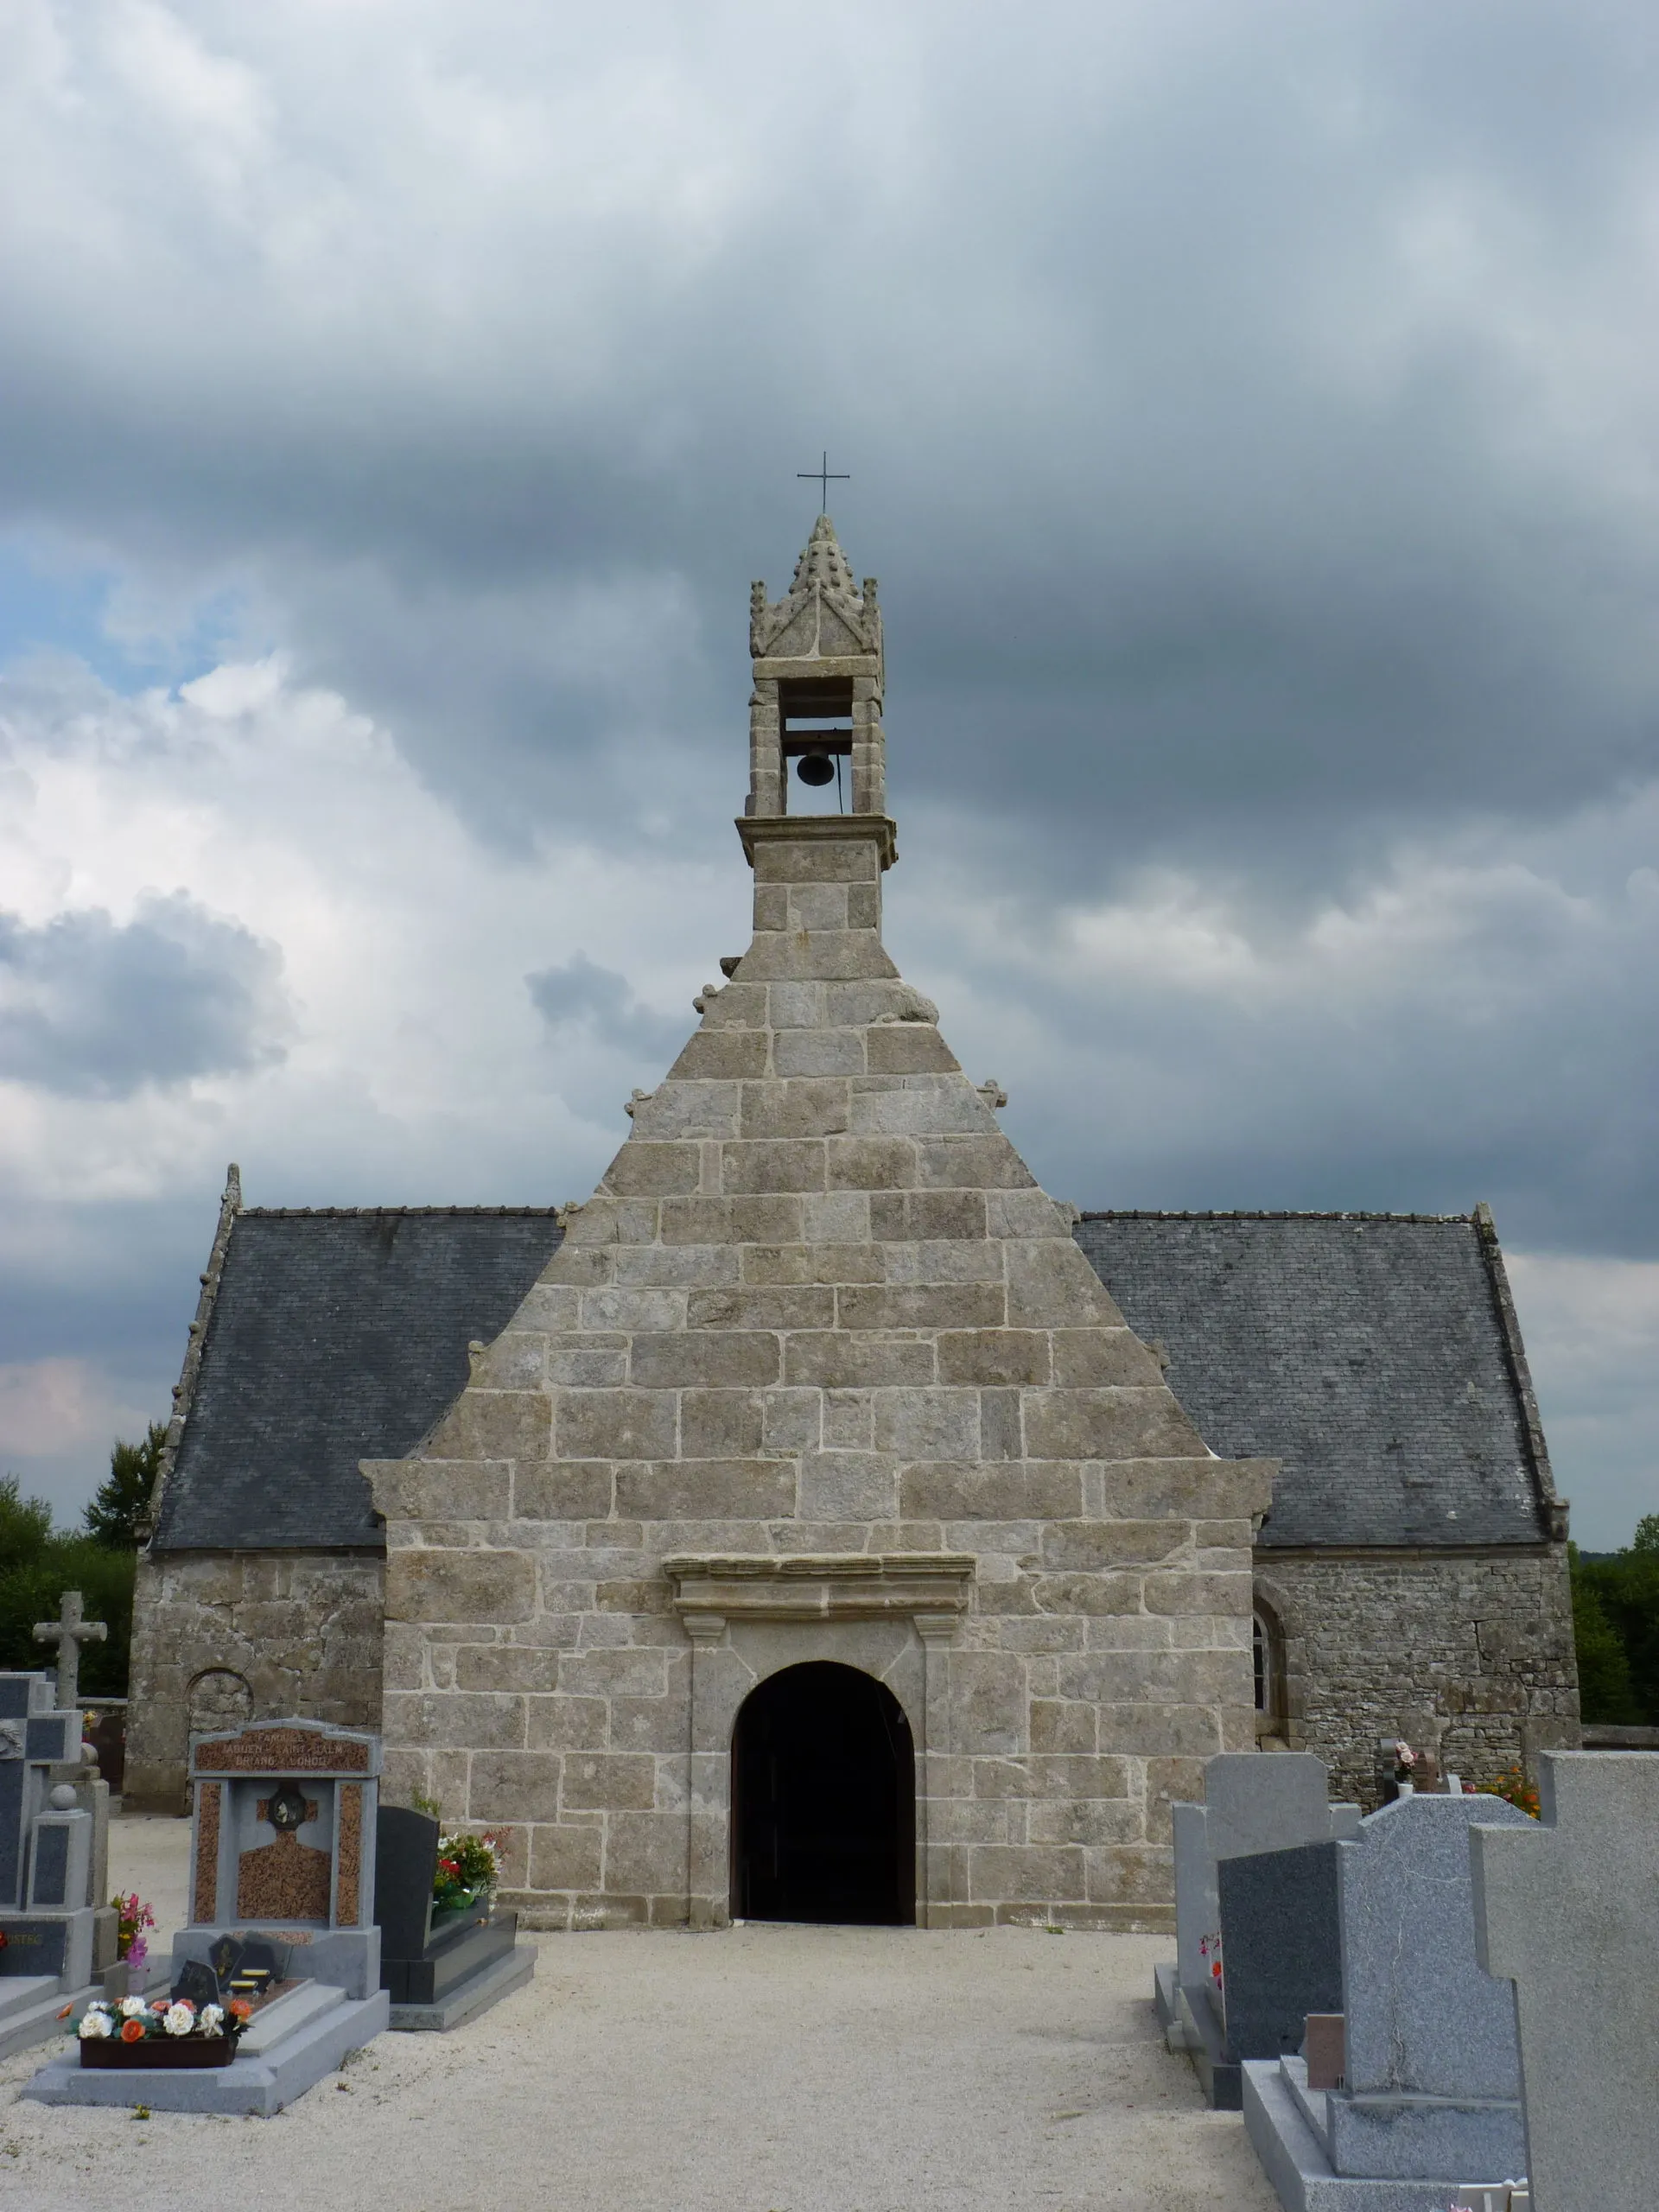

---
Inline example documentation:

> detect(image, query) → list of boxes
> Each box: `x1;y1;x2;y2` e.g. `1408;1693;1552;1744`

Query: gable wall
368;824;1269;1929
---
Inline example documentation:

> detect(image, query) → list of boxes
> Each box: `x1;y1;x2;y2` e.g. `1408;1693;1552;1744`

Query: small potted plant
102;1892;156;2001
1392;1740;1417;1798
75;1993;251;2071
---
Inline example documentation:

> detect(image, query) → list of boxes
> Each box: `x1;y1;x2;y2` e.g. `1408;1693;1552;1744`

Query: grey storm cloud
7;0;1659;887
5;1;1659;1537
526;953;685;1064
0;893;286;1098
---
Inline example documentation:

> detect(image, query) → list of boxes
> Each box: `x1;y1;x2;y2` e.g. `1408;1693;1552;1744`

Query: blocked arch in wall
730;1660;917;1926
187;1666;254;1739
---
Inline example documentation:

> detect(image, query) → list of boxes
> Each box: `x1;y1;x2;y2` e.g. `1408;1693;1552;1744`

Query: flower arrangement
1490;1766;1541;1820
432;1828;504;1914
77;1994;251;2047
111;1892;155;1969
1393;1740;1418;1783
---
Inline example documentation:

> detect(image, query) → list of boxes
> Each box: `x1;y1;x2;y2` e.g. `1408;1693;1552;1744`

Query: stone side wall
1255;1546;1580;1805
124;1548;385;1810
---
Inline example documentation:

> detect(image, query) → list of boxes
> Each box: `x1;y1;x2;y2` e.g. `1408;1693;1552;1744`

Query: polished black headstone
208;1934;245;1985
0;1917;67;1979
374;1805;440;1966
230;1937;287;1986
1216;1838;1344;2063
171;1957;220;2009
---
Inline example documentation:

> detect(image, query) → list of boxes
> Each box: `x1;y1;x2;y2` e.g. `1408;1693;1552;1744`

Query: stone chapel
125;518;1580;1929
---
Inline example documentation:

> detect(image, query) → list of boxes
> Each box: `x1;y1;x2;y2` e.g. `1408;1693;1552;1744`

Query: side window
1253;1601;1287;1739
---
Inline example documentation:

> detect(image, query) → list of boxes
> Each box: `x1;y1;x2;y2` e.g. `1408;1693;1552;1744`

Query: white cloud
1504;1251;1659;1550
0;652;742;1213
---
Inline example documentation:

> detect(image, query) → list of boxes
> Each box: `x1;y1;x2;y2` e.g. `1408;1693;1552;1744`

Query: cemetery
0;528;1646;2208
1;1591;1653;2210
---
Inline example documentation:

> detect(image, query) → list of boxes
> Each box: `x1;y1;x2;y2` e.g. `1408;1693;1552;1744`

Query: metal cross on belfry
797;451;849;512
34;1587;107;1709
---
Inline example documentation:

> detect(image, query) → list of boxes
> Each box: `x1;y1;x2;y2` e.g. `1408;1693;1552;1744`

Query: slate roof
154;1199;1558;1555
1074;1211;1557;1549
151;1208;565;1551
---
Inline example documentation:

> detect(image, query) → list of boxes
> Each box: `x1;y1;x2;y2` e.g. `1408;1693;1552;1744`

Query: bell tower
741;516;894;885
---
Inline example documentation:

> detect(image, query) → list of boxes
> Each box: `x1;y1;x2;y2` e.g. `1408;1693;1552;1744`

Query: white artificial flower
163;2003;194;2036
78;2010;111;2039
200;2004;225;2032
118;1995;149;2017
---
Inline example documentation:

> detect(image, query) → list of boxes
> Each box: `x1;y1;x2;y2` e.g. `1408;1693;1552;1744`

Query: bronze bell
796;752;835;786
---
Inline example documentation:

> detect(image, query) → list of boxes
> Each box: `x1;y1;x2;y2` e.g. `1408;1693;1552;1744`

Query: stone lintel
665;1553;974;1622
752;655;879;682
735;814;898;872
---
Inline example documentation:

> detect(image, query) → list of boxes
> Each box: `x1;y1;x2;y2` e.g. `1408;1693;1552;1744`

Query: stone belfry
372;518;1271;1931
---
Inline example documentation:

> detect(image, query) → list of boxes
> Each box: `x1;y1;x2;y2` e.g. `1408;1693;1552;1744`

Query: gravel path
0;1816;1275;2212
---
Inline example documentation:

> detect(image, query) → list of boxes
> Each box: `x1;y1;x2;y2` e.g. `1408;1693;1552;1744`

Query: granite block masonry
1471;1751;1659;2212
368;518;1276;1932
1243;1791;1535;2212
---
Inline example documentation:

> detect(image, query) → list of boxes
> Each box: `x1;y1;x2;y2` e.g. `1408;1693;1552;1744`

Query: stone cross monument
33;1592;106;1711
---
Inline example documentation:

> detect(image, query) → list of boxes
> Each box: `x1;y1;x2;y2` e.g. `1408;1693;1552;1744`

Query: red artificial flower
120;2018;146;2043
229;1998;252;2020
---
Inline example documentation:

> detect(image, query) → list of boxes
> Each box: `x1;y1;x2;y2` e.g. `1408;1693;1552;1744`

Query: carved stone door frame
664;1554;976;1929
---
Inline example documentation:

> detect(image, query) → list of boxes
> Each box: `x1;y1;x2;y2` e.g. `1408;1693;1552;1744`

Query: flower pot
1394;1782;1414;1798
80;2034;238;2070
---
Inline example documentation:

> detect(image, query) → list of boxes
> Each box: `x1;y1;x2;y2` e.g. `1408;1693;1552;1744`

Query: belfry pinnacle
789;514;859;603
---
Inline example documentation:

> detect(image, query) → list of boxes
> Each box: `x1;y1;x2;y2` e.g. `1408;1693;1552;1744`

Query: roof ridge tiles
240;1205;564;1219
1077;1208;1477;1225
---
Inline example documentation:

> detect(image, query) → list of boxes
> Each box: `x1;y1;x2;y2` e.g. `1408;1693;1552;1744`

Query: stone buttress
368;518;1274;1929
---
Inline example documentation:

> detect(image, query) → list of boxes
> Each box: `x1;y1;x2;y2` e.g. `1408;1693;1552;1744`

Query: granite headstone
1471;1751;1659;2212
1242;1790;1538;2210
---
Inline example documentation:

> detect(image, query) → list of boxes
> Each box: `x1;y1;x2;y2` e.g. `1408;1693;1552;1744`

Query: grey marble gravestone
1159;1752;1360;2110
1472;1751;1659;2212
1242;1791;1536;2211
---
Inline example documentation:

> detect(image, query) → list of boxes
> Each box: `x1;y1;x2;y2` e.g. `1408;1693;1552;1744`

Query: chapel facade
125;518;1580;1923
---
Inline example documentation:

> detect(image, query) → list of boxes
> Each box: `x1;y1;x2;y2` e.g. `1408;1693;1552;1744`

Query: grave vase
80;2033;237;2070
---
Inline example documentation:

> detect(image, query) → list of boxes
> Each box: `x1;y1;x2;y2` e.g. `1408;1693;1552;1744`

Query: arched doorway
730;1661;916;1925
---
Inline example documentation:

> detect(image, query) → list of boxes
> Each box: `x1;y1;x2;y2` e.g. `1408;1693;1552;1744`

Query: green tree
1572;1523;1659;1726
0;1472;138;1698
84;1421;167;1548
1571;1563;1637;1724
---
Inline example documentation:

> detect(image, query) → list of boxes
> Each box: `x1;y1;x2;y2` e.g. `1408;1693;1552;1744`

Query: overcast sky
3;0;1657;1547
